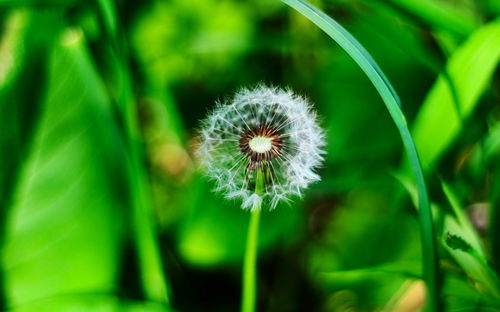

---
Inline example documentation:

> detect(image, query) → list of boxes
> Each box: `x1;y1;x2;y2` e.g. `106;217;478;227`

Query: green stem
241;169;265;312
241;206;261;312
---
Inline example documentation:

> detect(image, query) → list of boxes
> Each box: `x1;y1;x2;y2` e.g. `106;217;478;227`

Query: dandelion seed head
196;85;326;210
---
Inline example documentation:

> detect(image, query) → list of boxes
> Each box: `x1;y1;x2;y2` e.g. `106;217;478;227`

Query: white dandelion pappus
196;85;326;210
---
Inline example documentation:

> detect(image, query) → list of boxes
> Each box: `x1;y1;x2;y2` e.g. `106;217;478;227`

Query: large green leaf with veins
1;29;127;311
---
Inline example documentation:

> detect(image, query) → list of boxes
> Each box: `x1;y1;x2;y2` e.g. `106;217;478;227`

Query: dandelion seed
196;85;325;210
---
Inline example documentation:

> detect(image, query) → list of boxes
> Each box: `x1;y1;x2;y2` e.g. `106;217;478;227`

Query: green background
0;0;499;311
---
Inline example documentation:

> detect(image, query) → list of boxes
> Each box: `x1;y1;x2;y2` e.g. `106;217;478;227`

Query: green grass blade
90;0;172;304
281;0;439;310
411;19;500;170
101;23;172;309
106;45;172;304
442;183;487;259
96;0;117;37
443;216;500;298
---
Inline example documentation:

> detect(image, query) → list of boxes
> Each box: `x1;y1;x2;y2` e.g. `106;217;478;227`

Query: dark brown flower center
239;125;283;170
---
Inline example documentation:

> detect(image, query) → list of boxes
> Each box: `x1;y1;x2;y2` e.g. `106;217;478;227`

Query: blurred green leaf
411;18;500;170
0;9;62;309
1;29;128;310
0;9;61;222
442;183;487;259
379;0;479;37
444;275;500;311
442;216;500;298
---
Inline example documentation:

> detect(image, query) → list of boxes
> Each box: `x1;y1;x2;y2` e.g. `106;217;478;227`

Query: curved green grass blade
281;0;439;310
283;0;401;108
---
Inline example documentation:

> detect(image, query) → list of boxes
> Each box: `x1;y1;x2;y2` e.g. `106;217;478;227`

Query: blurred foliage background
0;0;499;311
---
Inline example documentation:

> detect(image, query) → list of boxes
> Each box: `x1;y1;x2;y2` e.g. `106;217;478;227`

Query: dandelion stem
241;207;261;312
241;169;264;312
